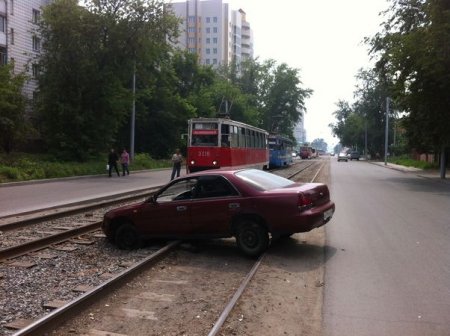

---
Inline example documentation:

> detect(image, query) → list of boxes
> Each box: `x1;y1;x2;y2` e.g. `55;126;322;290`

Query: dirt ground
219;160;330;336
48;160;331;336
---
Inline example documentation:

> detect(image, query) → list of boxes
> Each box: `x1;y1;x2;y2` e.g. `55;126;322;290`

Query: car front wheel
235;220;269;257
115;222;142;250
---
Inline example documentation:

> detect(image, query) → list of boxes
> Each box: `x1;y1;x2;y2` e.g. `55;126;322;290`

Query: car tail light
298;192;313;211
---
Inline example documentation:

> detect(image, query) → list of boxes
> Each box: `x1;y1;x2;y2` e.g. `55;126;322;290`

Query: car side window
157;178;198;202
193;176;239;199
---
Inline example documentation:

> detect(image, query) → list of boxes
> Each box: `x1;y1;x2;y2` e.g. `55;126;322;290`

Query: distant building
0;0;51;101
168;0;254;68
294;117;307;147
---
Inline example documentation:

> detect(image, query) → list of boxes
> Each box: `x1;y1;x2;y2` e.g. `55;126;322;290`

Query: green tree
311;138;328;152
368;0;450;177
36;0;178;160
0;64;28;153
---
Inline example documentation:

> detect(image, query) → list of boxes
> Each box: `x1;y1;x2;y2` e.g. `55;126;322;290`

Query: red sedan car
102;169;335;256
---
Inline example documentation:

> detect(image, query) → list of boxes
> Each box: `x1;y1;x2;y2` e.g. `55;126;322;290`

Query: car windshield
235;169;294;191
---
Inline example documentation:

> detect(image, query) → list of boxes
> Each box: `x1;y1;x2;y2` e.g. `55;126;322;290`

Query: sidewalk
370;161;450;183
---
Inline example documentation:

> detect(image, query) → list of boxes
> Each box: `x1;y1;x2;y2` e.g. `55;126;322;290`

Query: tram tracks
1;159;330;336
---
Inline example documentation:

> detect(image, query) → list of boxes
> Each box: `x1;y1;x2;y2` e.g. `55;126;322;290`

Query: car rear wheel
235;220;269;257
115;222;142;250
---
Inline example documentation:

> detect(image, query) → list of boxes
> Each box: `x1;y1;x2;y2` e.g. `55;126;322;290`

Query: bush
389;155;438;169
0;152;171;183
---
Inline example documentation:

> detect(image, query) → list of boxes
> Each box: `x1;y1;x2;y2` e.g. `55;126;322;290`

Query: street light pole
384;97;390;166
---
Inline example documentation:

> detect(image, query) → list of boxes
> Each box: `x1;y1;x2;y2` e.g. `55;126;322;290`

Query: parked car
337;152;348;162
349;151;360;161
102;169;335;256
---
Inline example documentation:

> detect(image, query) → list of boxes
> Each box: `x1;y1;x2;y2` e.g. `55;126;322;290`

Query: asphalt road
0;168;180;217
324;159;450;335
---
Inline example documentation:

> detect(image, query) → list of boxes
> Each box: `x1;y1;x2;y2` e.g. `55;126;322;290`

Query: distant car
102;169;335;256
337;152;348;162
349;151;360;161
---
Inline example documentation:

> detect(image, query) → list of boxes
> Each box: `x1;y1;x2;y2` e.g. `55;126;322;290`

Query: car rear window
235;169;294;191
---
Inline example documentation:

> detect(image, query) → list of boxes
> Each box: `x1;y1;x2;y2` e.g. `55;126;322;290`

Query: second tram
268;134;294;168
187;118;269;173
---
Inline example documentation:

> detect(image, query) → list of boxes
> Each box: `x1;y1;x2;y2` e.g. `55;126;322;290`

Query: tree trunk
440;147;447;179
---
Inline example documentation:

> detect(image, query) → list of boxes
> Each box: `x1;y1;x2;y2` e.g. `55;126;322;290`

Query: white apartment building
294;118;307;146
0;0;51;99
168;0;254;68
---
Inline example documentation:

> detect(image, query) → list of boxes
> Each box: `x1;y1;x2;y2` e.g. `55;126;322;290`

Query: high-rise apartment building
0;0;51;99
168;0;254;68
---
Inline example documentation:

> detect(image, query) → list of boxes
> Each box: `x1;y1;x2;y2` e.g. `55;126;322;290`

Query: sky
226;0;389;149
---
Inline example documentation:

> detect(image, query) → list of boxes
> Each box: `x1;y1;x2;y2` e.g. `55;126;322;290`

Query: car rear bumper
274;201;335;234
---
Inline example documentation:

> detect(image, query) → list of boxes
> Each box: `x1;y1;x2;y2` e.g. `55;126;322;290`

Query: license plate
324;209;333;220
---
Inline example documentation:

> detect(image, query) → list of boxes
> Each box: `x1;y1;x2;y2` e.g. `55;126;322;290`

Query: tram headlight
212;160;218;166
190;160;195;165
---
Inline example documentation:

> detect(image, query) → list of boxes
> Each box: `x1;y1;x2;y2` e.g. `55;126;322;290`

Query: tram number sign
198;150;210;157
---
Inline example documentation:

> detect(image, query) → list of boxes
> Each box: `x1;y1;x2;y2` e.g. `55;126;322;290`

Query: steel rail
207;160;326;335
12;241;180;336
0;221;101;261
0;186;160;232
287;161;317;180
208;253;265;336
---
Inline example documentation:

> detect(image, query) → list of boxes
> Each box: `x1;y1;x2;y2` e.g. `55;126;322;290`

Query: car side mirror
148;195;157;204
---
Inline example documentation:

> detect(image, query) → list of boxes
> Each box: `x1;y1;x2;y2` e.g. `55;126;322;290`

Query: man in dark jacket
108;149;120;177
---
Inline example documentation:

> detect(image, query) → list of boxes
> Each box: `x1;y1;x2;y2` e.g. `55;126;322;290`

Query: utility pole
384;97;390;166
130;62;136;162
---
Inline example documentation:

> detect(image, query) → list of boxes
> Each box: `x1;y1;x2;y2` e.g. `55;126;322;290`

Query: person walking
108;148;120;177
120;148;130;176
170;148;183;180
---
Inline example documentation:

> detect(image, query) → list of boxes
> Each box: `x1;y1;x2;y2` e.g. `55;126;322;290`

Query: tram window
191;134;218;146
230;126;238;147
221;124;230;147
240;127;246;148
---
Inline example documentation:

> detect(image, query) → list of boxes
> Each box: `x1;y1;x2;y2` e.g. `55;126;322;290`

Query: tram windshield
191;122;218;147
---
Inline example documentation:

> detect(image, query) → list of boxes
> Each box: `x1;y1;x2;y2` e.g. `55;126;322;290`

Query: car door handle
177;206;187;211
228;203;240;209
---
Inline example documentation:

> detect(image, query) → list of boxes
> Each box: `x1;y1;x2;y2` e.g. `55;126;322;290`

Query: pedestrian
120;148;130;176
108;148;120;177
170;148;183;180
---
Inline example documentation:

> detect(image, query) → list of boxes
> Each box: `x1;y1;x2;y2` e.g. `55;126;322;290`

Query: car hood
104;201;144;218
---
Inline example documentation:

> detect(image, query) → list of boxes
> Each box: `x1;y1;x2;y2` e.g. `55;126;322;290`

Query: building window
188;48;196;53
32;36;41;51
213;27;218;33
10;28;14;45
206;27;210;33
187;27;196;33
0;47;6;65
32;9;40;24
188;16;196;23
206;48;210;54
213;17;218;23
10;0;14;15
206;59;210;64
32;63;40;78
206;17;210;23
0;15;5;32
206;38;210;44
188;37;195;44
213;37;217;44
213;48;217;54
213;59;217;64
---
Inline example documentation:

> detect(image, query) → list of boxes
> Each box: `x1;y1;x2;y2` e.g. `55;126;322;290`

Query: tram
268;134;294;168
300;145;313;159
187;118;269;173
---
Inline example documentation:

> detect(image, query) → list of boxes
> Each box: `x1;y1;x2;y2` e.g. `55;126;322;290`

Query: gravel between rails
0;159;329;335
